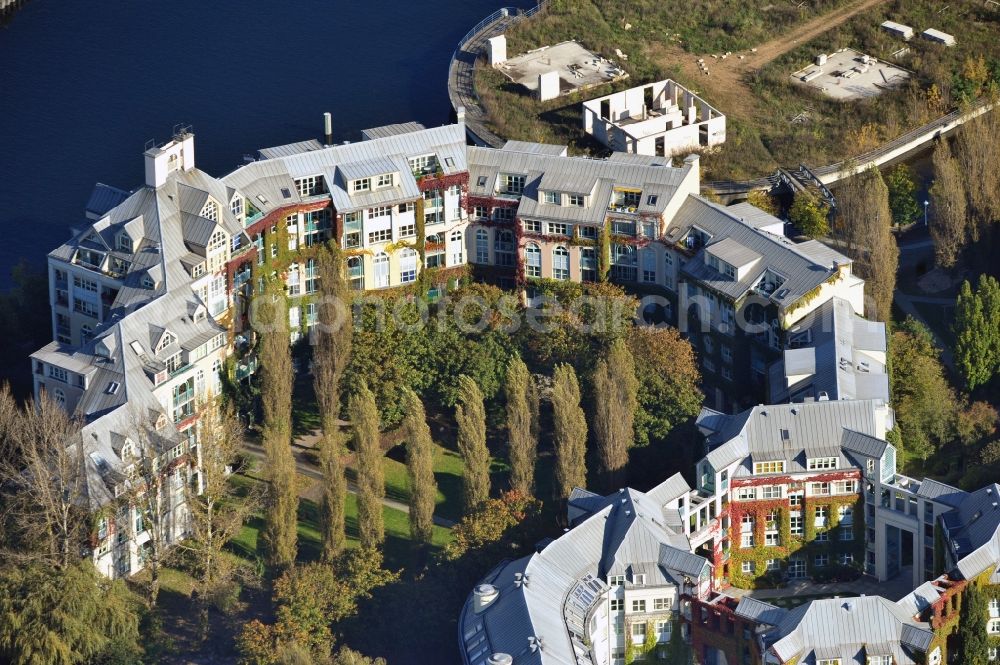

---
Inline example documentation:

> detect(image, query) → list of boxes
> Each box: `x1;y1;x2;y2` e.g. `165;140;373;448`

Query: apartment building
464;142;866;409
460;475;713;665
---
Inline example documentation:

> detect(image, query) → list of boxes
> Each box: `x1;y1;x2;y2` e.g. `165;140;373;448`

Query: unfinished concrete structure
582;79;726;157
493;40;627;100
790;48;911;101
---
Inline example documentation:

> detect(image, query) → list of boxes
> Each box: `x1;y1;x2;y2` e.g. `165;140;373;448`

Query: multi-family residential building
460;475;713;665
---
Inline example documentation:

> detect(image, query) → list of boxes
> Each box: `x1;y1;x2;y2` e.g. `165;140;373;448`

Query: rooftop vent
473;584;499;613
818;391;830;401
514;573;523;588
487;655;513;665
528;637;538;653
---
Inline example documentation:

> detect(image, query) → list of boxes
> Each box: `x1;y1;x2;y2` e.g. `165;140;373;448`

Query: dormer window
201;201;219;222
568;194;585;207
501;174;525;195
157;331;175;352
647;195;659;206
375;173;393;188
352;178;371;193
231;196;243;217
192;263;205;279
753;461;785;475
117;233;133;253
295;175;323;197
408;154;438;176
141;274;155;289
476;175;488;188
543;191;561;205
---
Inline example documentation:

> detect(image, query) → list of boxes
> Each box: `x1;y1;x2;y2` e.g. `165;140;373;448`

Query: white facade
583;80;726;157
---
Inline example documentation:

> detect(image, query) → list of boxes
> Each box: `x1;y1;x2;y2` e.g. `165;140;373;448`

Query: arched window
525;243;541;278
400;249;418;284
552;246;569;280
347;256;364;291
53;388;66;407
374;252;390;288
195;369;206;395
208;230;226;252
475;229;489;264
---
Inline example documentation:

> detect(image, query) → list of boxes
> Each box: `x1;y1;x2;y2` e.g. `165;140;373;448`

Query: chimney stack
324;112;333;146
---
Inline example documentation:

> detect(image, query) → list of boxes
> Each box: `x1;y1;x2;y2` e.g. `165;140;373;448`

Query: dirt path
647;0;890;123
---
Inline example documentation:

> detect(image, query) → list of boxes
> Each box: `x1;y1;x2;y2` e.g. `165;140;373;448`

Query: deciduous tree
314;246;352;561
258;285;298;569
836;166;898;322
954;276;1000;390
592;338;638;489
789;190;830;238
929;140;969;268
455;375;491;514
886;164;922;227
349;383;384;551
627;327;702;448
401;387;437;547
505;355;537;496
552;363;588;501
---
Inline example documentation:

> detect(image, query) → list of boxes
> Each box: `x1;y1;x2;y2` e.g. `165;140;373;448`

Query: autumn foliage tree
592;338;639;489
627;326;702;448
789;190;830;238
258;285;298;569
929;140;969;268
505;355;538;496
552;363;588;501
401;387;437;547
349;382;384;552
455;375;491;514
313;245;352;561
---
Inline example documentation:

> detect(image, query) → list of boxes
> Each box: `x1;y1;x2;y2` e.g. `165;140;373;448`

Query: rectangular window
351;178;370;193
741;561;753;573
344;232;361;249
523;220;541;233
741;533;754;548
502;174;526;194
989;619;1000;634
838;553;854;565
833;480;857;494
789;493;802;506
753;461;785;475
788;558;805;578
48;365;69;383
368;206;391;219
375;173;393;188
547;222;569;236
631;599;646;613
765;532;780;546
631;622;646;638
578;225;598;240
610;598;624;611
761;485;782;500
765;559;780;572
553;250;569;280
608;575;626;586
810;482;831;496
814;554;829;568
368;229;392;244
398;224;416;238
735;487;756;501
568;194;585;207
808;457;839;470
790;514;803;536
543;191;560;205
653;597;669;611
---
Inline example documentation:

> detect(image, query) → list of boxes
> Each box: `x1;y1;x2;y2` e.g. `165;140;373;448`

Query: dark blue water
0;0;531;287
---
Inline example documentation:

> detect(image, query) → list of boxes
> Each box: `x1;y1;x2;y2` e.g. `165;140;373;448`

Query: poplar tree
592;339;638;489
837;166;898;322
505;356;537;496
552;363;588;500
350;382;384;551
955;276;1000;390
929;141;969;268
401;387;437;546
259;285;298;569
455;375;491;514
313;245;352;561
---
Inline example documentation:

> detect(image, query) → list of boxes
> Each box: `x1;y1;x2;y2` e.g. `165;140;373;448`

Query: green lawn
227;474;453;572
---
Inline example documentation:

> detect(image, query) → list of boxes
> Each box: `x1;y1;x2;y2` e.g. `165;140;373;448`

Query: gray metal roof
735;597;788;626
361;121;427;141
705;236;762;269
915;478;967;508
677;197;848;310
501;140;569;156
767;595;933;663
258;139;324;159
85;183;131;218
699;399;890;476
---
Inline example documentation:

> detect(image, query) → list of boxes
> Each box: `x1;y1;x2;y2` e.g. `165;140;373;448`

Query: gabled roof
735;597;788;626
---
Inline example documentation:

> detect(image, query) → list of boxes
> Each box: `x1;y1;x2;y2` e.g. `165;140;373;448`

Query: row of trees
954;275;1000;391
929;111;1000;268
